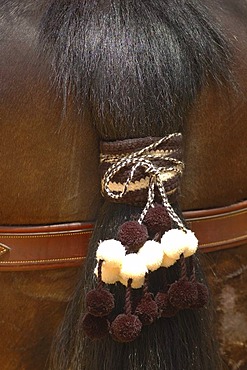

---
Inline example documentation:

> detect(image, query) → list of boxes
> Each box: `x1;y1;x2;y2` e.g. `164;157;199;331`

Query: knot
100;133;185;229
101;134;183;200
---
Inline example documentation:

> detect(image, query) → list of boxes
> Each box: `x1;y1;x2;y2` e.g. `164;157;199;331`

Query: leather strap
0;200;246;271
0;223;93;271
185;199;247;253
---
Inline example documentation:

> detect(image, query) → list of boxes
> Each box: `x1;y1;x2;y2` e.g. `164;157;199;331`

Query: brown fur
0;268;80;370
181;2;247;209
0;0;101;225
201;243;247;370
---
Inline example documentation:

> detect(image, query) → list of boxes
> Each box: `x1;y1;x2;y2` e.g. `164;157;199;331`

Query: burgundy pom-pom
86;288;115;317
191;282;209;309
143;204;171;235
117;221;148;252
155;292;178;317
81;313;109;340
135;293;158;325
168;279;198;309
110;314;142;342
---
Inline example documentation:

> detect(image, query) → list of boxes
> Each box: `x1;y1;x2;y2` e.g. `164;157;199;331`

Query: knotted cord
101;133;185;230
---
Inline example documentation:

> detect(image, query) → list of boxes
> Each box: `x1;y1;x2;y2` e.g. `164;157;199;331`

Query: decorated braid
81;133;208;342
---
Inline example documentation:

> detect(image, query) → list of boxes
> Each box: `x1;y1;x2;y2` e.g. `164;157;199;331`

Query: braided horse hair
41;1;231;369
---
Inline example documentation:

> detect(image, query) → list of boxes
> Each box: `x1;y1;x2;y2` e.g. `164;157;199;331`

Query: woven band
100;133;184;206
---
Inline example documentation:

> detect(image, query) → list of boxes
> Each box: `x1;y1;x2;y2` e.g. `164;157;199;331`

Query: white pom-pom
120;253;148;281
94;262;120;284
138;240;163;271
119;275;145;289
96;239;126;268
161;229;187;259
161;254;177;268
183;230;198;257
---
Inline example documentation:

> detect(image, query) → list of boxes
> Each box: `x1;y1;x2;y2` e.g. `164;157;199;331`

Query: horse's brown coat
202;245;247;370
0;268;80;370
0;1;247;369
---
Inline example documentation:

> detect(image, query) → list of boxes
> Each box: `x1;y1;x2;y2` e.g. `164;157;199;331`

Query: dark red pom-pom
143;204;171;235
81;313;109;340
110;314;142;342
191;282;209;309
155;292;178;317
86;288;115;317
135;293;158;325
117;221;148;252
168;279;198;309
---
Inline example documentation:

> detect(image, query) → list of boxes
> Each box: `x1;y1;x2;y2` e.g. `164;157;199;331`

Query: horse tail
41;1;230;369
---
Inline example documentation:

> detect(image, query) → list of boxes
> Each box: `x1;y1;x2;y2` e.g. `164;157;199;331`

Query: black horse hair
40;1;230;369
41;0;230;139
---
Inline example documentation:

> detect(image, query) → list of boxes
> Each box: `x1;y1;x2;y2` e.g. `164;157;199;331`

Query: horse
0;0;247;369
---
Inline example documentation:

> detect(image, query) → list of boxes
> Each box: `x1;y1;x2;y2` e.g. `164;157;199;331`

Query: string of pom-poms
81;134;209;342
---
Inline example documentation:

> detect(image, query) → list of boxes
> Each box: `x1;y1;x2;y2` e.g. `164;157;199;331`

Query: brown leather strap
184;200;247;253
0;223;93;271
0;200;246;271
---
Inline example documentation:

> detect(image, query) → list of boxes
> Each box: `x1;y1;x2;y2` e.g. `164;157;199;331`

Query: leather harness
0;200;246;271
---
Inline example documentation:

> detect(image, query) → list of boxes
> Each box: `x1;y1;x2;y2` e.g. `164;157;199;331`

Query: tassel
81;260;114;340
135;275;158;325
117;221;148;252
110;279;142;342
86;260;115;317
81;314;110;340
189;256;209;309
168;254;198;309
155;268;178;318
83;134;202;341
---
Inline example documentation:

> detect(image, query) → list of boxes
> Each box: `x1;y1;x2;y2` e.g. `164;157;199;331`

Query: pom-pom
119;275;145;289
86;288;115;317
138;240;163;271
94;263;120;284
143;204;171;234
161;254;177;268
81;313;109;340
135;293;158;325
110;314;142;342
120;253;148;281
96;239;126;268
161;229;188;259
117;221;148;252
183;230;198;257
191;282;209;309
168;279;198;309
155;292;178;317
